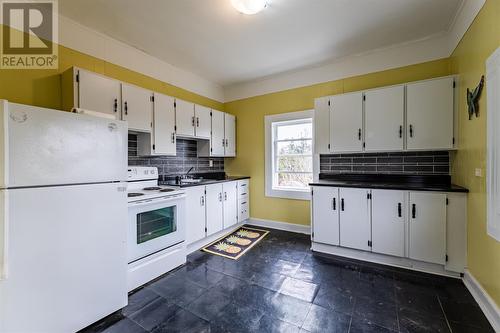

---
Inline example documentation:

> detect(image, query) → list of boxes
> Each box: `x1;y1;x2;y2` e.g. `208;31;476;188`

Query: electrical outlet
209;160;213;167
475;168;483;177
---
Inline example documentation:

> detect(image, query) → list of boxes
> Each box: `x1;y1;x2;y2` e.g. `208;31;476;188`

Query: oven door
128;194;186;263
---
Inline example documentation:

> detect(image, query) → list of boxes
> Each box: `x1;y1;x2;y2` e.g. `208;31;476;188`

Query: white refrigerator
0;100;129;333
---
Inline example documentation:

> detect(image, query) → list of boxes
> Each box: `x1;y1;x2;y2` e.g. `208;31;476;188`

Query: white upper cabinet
314;96;330;154
409;192;447;265
224;113;236;157
211;110;225;156
194;104;211;139
76;69;121;118
371;190;406;257
152;93;176;155
175;99;195;137
330;92;364;153
365;86;405;151
122;83;153;132
312;186;340;246
339;188;371;251
406;77;455;150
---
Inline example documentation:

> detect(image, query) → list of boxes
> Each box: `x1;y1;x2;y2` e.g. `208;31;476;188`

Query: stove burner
160;188;175;193
143;187;162;191
128;193;144;198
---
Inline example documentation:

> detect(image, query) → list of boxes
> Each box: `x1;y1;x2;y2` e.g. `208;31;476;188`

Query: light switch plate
475;168;483;177
209;160;213;167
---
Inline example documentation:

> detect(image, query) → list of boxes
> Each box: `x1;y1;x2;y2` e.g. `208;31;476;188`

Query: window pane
277;173;313;188
277;156;312;172
277;140;312;155
276;122;312;140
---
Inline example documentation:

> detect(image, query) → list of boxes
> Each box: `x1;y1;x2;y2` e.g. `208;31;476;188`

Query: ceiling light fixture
231;0;268;15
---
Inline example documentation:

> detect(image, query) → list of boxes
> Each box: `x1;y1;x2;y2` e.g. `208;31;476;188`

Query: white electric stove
126;166;187;291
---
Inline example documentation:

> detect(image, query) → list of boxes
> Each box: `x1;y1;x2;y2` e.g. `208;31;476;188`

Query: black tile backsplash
320;151;450;175
128;134;224;176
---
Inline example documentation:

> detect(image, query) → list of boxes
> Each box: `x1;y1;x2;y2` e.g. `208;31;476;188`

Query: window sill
265;188;311;201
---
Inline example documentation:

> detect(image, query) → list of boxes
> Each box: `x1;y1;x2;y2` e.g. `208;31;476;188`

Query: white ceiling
59;0;463;88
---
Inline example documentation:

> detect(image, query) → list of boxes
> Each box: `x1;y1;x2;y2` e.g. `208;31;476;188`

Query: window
487;46;500;242
265;110;314;200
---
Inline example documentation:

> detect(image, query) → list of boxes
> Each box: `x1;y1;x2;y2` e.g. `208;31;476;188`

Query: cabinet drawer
238;180;249;195
239;201;249;221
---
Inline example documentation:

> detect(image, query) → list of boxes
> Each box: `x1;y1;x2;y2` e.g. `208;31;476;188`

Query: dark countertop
310;173;468;193
160;173;250;188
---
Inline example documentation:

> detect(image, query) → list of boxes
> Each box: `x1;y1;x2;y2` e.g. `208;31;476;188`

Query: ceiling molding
223;0;486;102
59;15;225;103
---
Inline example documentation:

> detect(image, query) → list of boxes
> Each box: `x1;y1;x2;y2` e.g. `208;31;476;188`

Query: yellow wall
225;59;451;226
0;26;224;111
450;0;500;306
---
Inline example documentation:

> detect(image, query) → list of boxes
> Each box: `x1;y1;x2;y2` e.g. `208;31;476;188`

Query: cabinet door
211;110;225;156
175;99;195;137
365;86;404;151
122;83;153;132
223;182;238;228
339;188;371;251
314;97;330;154
153;93;176;155
312;186;339;246
206;184;224;236
409;192;446;264
185;186;206;245
371;190;406;257
194;105;211;139
406;77;454;150
224;113;236;157
77;69;121;118
330;92;364;152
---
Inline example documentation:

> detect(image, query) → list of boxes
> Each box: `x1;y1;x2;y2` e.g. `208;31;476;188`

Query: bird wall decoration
467;75;484;119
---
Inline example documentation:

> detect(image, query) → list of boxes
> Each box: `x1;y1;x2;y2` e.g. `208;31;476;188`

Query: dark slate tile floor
80;226;494;333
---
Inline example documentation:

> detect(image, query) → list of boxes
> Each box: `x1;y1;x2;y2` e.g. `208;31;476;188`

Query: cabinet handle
222;139;225;147
218;192;222;202
409;124;414;138
192;116;195;127
200;196;205;206
113;99;118;113
196;117;199;127
171;133;175;143
224;192;227;201
225;139;229;147
399;125;402;138
341;198;345;211
124;101;128;115
412;204;416;219
358;128;362;141
332;197;336;211
398;202;402;217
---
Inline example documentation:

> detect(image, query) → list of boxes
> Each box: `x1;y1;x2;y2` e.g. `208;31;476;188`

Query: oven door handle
129;194;186;207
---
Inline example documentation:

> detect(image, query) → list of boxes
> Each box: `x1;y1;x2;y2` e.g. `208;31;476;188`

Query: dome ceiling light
231;0;268;15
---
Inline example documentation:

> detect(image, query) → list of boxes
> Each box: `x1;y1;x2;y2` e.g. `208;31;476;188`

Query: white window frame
265;110;314;201
487;46;500;242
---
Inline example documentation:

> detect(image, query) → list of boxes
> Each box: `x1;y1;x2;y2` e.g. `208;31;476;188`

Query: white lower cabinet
312;186;339;246
311;186;464;272
223;182;238;228
206;184;224;237
408;192;447;265
185;186;206;244
339;188;371;251
371;190;406;257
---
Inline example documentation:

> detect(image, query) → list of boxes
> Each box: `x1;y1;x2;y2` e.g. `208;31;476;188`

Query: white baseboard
463;270;500;332
245;218;311;235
